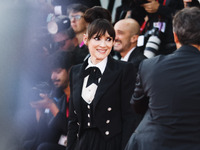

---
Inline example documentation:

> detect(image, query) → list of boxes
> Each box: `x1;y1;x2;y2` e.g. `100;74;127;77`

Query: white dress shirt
81;57;107;104
121;47;135;62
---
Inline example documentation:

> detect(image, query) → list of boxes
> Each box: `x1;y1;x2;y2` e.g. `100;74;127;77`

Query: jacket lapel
93;56;120;110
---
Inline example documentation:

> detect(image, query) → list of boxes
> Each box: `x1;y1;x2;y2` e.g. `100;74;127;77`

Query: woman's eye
106;37;112;41
94;37;100;40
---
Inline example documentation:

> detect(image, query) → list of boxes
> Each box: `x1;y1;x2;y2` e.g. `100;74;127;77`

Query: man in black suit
125;7;200;150
114;18;146;70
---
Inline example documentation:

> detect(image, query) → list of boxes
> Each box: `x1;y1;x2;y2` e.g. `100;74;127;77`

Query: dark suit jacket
128;46;147;71
126;45;200;150
66;55;137;150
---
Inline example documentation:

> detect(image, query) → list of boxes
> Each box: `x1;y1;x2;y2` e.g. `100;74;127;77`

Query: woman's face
84;31;114;65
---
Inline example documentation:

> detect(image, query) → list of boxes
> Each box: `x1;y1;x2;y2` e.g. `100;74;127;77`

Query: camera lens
144;35;161;58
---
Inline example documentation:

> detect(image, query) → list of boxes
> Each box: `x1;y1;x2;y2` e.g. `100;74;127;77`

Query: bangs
87;19;115;40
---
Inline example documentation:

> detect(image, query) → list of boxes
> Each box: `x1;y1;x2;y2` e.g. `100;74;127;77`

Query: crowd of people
4;0;200;150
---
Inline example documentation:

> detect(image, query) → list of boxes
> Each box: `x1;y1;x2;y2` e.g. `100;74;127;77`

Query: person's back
125;7;200;150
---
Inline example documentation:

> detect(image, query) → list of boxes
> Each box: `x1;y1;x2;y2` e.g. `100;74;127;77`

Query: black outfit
125;45;200;150
23;92;68;150
128;47;147;71
73;45;89;65
131;0;184;55
66;55;137;150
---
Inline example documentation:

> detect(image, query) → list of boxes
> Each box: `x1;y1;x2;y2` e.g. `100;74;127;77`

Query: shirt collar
121;47;135;62
86;57;107;74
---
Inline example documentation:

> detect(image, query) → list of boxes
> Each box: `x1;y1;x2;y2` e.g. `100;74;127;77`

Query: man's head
67;4;88;34
52;27;78;51
173;7;200;47
49;51;74;90
114;18;140;57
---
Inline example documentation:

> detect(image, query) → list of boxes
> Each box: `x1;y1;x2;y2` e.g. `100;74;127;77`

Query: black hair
84;6;112;24
87;19;115;41
173;7;200;45
67;3;89;15
48;51;75;71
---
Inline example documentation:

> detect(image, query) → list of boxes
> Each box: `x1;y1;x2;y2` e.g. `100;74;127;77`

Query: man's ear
173;32;179;43
83;34;88;46
130;35;139;43
173;32;181;49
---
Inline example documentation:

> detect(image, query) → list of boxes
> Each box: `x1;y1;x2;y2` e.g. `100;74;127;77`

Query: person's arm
142;0;184;19
130;73;149;114
30;94;59;116
30;93;59;122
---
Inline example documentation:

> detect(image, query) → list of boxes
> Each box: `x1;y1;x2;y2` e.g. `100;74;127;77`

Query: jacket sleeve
130;73;149;114
66;67;79;150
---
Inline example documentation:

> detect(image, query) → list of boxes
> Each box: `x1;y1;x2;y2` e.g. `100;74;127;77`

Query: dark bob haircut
86;19;115;41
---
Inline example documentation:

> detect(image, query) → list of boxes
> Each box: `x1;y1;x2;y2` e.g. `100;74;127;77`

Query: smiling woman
83;19;115;64
66;19;137;150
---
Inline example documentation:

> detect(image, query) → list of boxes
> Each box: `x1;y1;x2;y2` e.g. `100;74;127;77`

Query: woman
66;19;137;150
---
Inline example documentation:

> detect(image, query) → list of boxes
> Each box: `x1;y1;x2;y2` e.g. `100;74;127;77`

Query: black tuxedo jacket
66;55;137;150
126;45;200;150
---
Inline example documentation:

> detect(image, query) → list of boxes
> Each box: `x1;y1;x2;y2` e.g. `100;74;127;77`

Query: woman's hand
30;93;59;116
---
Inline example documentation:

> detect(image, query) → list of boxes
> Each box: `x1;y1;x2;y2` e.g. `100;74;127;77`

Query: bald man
114;18;146;70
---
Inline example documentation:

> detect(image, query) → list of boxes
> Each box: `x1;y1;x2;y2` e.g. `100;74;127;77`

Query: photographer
130;0;184;57
23;51;74;150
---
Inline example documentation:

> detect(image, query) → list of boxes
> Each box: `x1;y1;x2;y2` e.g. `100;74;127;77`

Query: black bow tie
83;67;102;87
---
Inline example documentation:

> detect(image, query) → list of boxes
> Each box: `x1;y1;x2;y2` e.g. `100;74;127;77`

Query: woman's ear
83;34;88;46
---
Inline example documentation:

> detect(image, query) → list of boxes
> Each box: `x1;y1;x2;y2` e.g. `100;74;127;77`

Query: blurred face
84;32;114;64
53;32;75;51
114;22;132;53
69;12;87;34
51;68;69;89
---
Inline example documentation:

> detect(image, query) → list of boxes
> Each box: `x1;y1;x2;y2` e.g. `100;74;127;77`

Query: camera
47;15;71;34
143;27;161;58
31;82;53;101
